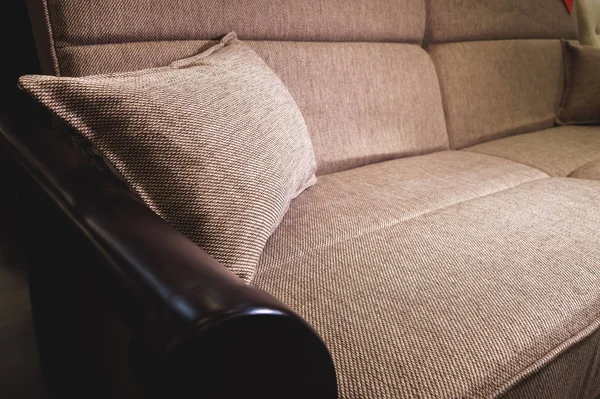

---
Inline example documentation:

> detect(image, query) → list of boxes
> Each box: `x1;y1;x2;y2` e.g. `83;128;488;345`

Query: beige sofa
4;0;600;398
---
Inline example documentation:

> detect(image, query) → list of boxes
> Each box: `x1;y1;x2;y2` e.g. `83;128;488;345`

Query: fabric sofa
1;0;600;398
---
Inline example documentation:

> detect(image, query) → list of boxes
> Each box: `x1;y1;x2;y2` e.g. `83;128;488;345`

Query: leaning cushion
18;32;317;283
556;41;600;125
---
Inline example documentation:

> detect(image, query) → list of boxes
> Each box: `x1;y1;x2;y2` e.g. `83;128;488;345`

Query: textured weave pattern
571;158;600;180
259;151;547;267
556;41;600;125
465;125;600;177
504;327;600;399
253;178;600;398
250;42;449;175
424;0;578;43
54;40;451;175
19;33;317;282
43;0;425;47
428;40;565;149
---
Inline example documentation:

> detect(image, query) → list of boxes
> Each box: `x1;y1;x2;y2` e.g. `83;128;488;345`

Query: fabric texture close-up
18;32;317;283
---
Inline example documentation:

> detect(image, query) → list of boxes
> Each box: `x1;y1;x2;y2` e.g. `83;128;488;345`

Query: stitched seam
273;175;550;268
492;316;600;397
53;38;422;50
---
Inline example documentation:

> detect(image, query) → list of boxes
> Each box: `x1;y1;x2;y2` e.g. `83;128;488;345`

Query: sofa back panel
424;0;578;44
26;0;449;175
55;40;449;175
428;40;564;149
252;42;449;175
42;0;425;49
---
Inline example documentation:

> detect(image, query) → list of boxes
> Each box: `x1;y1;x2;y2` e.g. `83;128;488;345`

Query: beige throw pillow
19;32;317;283
556;41;600;125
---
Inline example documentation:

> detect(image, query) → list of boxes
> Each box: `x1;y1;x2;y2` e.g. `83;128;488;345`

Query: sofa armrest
0;94;337;398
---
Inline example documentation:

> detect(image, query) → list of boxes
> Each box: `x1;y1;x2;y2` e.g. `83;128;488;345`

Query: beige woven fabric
465;125;600;177
253;178;600;398
556;41;600;125
54;40;450;175
41;0;425;50
571;158;600;180
424;0;578;44
250;42;449;175
504;327;600;399
18;33;317;283
259;151;547;267
429;40;565;149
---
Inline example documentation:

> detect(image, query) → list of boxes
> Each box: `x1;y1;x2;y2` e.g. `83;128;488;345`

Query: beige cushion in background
428;40;565;149
556;41;600;125
18;33;317;283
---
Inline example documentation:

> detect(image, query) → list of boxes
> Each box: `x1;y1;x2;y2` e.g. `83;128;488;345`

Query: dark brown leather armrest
0;93;337;398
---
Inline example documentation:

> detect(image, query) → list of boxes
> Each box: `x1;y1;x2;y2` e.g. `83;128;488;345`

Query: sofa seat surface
571;158;600;181
256;150;546;262
464;125;600;177
253;170;600;398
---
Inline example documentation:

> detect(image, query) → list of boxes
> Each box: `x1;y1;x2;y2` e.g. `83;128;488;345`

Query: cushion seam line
269;175;549;268
492;316;600;397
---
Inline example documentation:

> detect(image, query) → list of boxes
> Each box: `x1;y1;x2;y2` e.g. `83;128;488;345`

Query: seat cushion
464;125;600;177
253;177;600;398
256;151;546;263
571;159;600;180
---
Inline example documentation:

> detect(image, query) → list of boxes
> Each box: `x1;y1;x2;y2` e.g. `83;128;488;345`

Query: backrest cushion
19;34;317;283
429;40;565;149
425;0;578;43
426;0;579;148
26;0;449;175
556;41;600;125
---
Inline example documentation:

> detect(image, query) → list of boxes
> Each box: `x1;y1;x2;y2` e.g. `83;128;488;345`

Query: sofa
1;0;600;398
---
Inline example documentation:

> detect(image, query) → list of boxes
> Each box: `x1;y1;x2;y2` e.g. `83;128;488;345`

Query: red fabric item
564;0;574;13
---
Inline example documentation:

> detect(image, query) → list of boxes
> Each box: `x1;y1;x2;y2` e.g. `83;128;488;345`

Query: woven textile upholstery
571;159;600;180
424;0;578;43
39;0;425;50
25;0;450;175
428;40;565;149
18;33;317;283
253;177;600;398
464;125;600;177
556;41;600;125
258;151;547;266
44;40;450;175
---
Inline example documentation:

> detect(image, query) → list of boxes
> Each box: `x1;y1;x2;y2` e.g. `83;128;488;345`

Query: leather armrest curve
0;94;337;398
